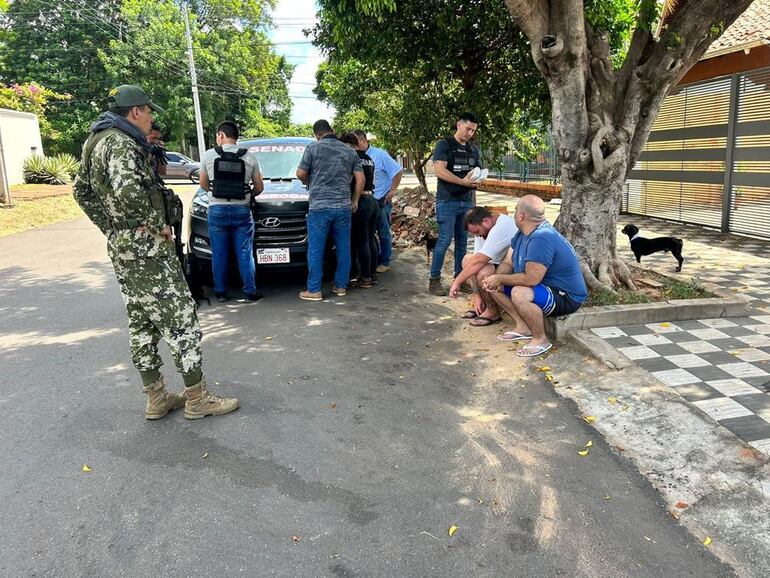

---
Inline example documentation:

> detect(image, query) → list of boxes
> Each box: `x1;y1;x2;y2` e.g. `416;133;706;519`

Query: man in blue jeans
353;130;403;274
199;121;264;302
429;112;481;296
296;119;364;301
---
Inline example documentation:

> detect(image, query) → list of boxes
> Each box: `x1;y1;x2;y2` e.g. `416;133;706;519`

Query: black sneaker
241;292;263;302
215;292;229;303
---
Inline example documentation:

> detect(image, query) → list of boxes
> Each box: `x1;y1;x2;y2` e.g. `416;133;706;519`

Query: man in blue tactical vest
428;112;481;296
199;121;264;303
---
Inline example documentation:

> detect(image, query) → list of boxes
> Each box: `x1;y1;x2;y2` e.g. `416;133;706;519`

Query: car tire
190;169;200;184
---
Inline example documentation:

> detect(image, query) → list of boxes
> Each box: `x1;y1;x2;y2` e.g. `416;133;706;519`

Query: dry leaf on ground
448;525;458;537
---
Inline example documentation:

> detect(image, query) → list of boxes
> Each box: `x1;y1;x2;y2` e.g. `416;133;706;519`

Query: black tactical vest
212;146;250;200
445;137;478;179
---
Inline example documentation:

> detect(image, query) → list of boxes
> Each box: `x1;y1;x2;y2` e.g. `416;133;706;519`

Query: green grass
0;194;84;238
585;278;711;307
661;278;710;300
585;287;652;307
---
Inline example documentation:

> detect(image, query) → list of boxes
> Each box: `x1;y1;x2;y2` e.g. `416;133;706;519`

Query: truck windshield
248;144;306;179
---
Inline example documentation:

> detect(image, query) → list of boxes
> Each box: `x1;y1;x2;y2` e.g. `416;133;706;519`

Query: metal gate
623;66;770;238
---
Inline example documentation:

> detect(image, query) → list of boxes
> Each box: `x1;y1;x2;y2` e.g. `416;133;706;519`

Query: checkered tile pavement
593;316;770;454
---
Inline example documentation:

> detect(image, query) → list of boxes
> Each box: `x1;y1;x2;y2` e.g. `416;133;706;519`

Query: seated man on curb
448;206;518;326
482;195;587;357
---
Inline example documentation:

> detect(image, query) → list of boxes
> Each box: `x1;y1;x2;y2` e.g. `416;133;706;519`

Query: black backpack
212;146;250;200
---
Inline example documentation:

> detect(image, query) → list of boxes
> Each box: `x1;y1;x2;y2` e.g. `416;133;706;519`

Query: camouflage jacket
73;128;172;261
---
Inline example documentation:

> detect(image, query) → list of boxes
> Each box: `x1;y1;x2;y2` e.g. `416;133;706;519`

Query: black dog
621;224;684;272
425;236;438;266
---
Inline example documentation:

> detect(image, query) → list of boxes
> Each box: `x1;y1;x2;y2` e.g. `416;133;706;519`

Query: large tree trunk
555;172;635;290
504;0;755;290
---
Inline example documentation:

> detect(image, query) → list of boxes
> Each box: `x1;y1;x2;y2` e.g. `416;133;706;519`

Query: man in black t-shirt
340;132;379;286
428;112;481;296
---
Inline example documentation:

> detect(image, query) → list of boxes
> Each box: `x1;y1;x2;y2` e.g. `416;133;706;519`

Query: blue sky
268;0;334;124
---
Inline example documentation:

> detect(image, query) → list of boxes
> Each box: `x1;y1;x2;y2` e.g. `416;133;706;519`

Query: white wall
0;108;44;186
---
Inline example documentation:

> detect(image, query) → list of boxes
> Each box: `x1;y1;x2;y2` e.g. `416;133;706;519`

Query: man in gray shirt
296;119;364;300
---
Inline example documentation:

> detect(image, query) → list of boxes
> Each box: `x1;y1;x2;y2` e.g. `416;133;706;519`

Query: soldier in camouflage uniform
73;85;238;420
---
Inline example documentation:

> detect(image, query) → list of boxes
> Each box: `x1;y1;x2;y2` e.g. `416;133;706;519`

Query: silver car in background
165;151;200;183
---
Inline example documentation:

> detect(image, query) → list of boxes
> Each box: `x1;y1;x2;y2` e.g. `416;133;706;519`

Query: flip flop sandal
497;331;533;342
517;343;553;357
470;316;502;327
460;310;478;319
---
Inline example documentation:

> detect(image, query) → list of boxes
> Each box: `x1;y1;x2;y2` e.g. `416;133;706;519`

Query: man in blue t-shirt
482;195;587;357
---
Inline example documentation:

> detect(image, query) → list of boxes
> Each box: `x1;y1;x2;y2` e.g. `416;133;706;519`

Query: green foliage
23;154;80;185
584;0;649;67
54;153;81;179
0;0;294;157
710;22;725;37
314;0;552;169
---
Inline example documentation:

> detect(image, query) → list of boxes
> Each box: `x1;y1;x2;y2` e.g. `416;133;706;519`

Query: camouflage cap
107;85;165;113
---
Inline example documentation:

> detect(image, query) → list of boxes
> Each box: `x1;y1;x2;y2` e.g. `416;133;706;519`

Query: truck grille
254;216;307;246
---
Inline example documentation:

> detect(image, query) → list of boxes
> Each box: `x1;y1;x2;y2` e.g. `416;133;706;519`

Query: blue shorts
502;284;581;317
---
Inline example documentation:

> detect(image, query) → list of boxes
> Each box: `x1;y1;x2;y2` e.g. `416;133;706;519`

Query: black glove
150;145;168;166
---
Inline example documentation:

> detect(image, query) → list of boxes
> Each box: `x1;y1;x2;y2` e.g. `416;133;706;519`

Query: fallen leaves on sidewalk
703;536;712;546
81;464;91;473
448;525;459;537
584;440;593;448
582;415;597;423
577;449;590;457
292;535;302;543
675;501;689;509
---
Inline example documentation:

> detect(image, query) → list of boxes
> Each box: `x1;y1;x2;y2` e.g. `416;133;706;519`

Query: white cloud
269;0;335;124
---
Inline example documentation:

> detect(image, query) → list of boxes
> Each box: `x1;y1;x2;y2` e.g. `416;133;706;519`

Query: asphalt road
0;218;735;577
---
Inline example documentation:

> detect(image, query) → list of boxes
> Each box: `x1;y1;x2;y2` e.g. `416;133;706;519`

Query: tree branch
504;0;550;72
618;0;754;175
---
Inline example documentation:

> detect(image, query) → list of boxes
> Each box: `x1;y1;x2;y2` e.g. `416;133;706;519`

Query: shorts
502;284;581;317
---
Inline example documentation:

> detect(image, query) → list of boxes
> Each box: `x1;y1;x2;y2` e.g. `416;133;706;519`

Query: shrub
53;153;80;179
23;153;79;185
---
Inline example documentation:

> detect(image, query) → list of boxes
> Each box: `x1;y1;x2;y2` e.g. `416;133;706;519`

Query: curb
546;294;751;342
567;329;634;370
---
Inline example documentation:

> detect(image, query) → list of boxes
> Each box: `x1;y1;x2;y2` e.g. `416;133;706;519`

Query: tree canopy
312;0;639;184
0;0;298;156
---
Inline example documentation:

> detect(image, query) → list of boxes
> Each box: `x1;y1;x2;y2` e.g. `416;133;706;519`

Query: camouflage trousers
110;252;203;380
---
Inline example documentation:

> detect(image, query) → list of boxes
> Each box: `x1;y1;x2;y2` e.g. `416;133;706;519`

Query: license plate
256;247;290;264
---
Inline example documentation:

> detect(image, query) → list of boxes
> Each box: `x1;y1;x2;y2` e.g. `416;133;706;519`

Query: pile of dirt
391;186;436;246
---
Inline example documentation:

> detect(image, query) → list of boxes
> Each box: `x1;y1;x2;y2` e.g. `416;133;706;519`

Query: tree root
581;257;637;292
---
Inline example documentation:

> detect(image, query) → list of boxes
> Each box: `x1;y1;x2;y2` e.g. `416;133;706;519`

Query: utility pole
0;127;11;206
182;5;206;161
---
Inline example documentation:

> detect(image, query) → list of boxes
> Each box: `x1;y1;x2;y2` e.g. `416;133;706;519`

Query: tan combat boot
184;378;239;420
143;377;186;420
